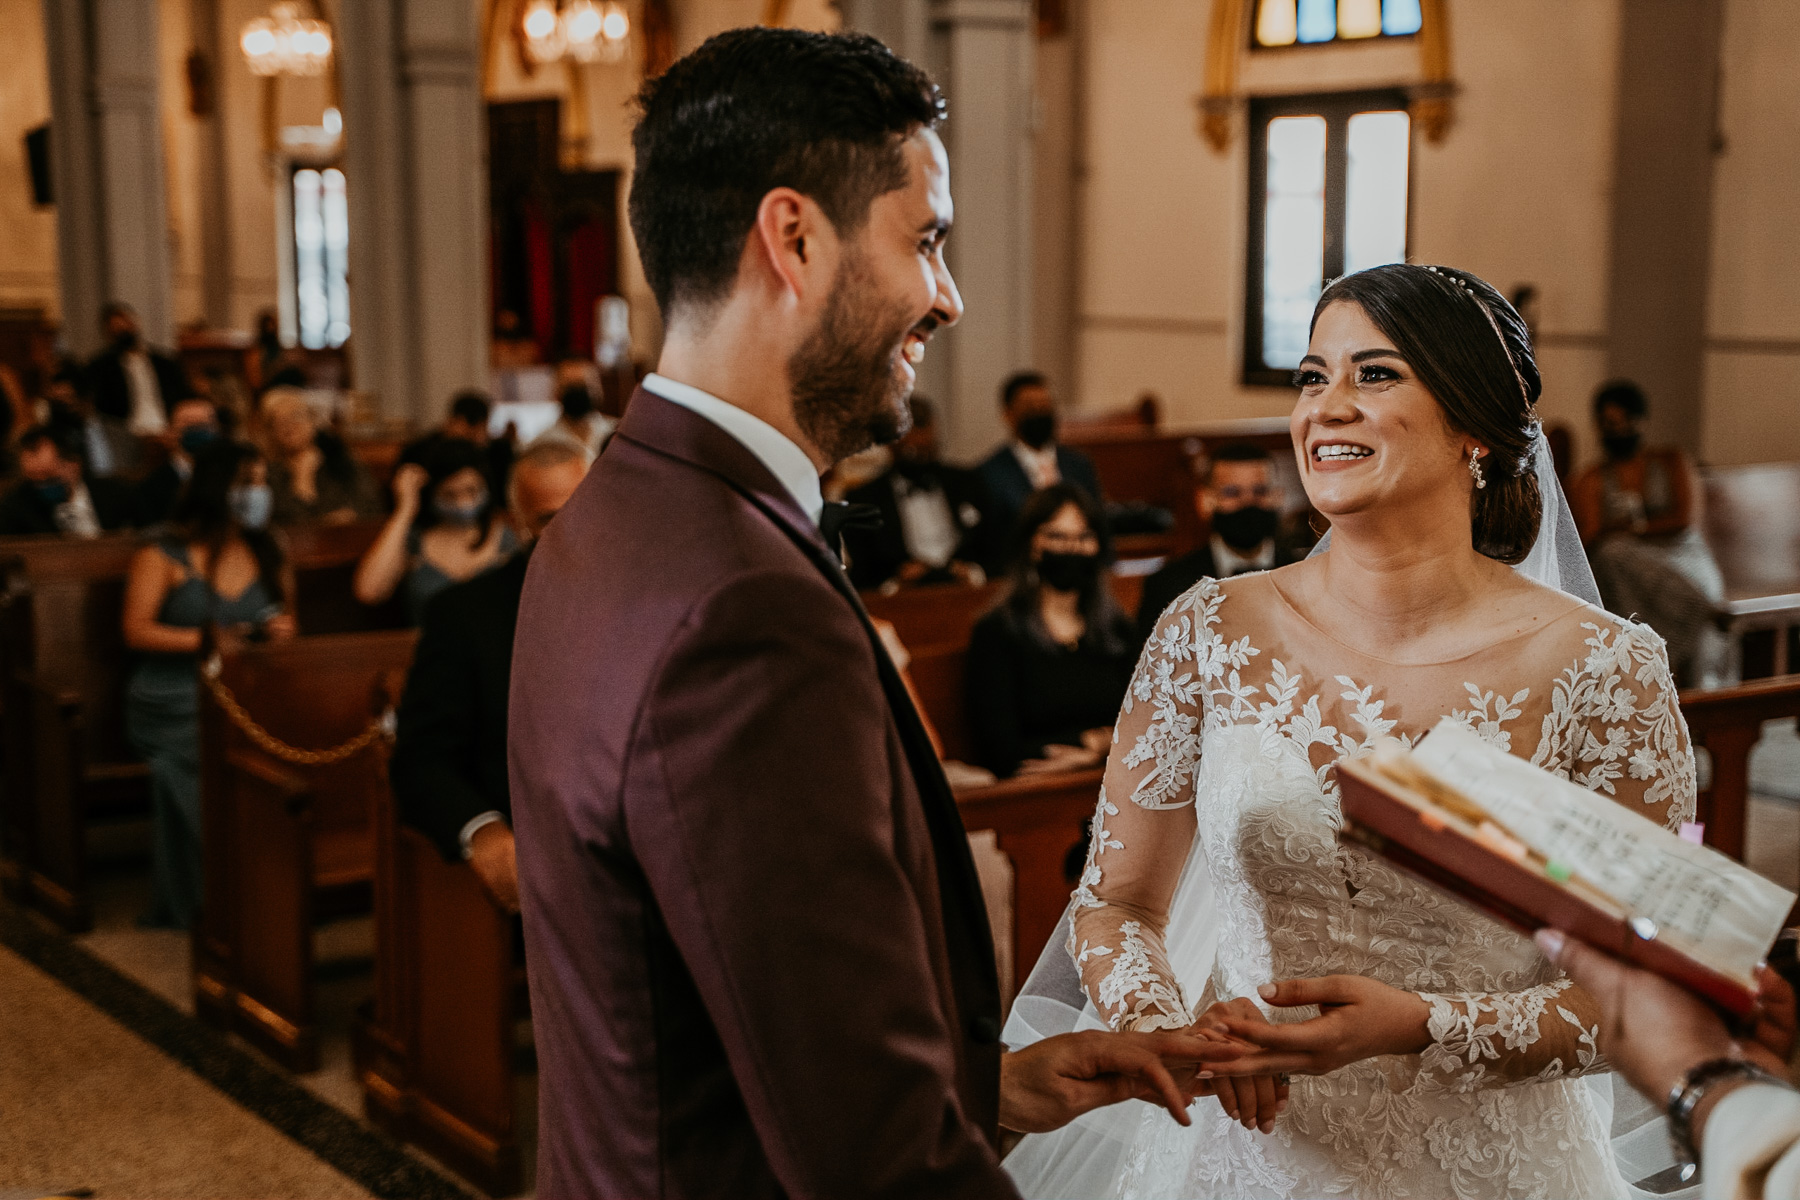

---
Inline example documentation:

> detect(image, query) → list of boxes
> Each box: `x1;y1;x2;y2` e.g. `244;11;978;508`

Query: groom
510;26;1221;1199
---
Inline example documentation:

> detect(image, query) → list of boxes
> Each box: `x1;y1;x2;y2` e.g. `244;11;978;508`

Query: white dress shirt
1211;533;1276;576
894;475;960;569
642;373;824;524
122;350;168;435
1011;441;1061;491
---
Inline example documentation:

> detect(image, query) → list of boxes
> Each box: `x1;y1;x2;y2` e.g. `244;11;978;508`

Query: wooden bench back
864;581;1004;651
0;536;147;765
203;629;418;838
287;519;406;632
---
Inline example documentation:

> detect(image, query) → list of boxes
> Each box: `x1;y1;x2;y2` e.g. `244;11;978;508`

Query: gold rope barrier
201;654;394;767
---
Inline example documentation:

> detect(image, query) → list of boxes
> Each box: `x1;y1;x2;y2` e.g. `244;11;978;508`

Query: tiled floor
74;865;532;1197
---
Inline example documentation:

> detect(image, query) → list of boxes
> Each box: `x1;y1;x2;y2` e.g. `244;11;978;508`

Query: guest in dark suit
82;301;195;434
967;483;1137;779
134;398;223;527
509;28;1220;1199
1137;440;1309;641
975;371;1103;570
390;440;590;912
842;394;989;590
0;423;136;536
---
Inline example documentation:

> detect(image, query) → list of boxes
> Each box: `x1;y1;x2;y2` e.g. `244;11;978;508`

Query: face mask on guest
179;426;219;457
1017;413;1057;450
1602;432;1641;462
434;489;488;525
1211;505;1279;552
1037;550;1101;592
112;330;142;354
35;479;71;507
229;483;273;530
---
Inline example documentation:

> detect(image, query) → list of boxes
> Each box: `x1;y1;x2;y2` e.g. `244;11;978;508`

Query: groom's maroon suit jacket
509;389;1015;1198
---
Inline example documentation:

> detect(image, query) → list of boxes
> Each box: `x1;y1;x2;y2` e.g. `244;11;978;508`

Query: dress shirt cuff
1703;1082;1800;1200
457;811;508;860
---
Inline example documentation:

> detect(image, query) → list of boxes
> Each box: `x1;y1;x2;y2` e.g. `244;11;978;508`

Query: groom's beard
790;252;919;465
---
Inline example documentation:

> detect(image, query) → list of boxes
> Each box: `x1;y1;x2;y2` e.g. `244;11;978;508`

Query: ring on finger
1277;1073;1291;1086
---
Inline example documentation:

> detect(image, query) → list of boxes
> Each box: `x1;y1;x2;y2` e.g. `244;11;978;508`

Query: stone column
841;0;1035;462
337;0;489;425
925;0;1035;463
1605;0;1725;452
189;0;236;330
42;0;175;356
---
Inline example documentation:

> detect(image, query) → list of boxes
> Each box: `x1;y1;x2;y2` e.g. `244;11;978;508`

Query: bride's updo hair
1311;263;1543;565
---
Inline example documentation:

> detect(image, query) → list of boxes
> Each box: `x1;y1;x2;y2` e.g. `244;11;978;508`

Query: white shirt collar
1011;440;1060;487
641;373;824;524
1211;532;1276;575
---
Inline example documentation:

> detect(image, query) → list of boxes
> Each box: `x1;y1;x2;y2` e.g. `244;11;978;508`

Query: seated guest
122;440;296;928
841;395;988;590
260;387;381;525
534;382;616;460
82;300;194;436
966;484;1136;778
1137;441;1307;640
976;371;1102;572
353;437;517;622
0;423;135;536
134;397;222;527
1569;380;1727;685
399;388;514;493
390;440;591;909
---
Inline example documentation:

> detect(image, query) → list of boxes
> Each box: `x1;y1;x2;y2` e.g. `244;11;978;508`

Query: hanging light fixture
522;0;629;66
240;2;333;77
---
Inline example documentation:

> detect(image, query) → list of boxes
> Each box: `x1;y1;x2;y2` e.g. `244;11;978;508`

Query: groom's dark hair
628;27;944;316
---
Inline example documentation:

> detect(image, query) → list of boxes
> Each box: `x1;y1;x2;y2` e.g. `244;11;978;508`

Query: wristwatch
1666;1057;1790;1169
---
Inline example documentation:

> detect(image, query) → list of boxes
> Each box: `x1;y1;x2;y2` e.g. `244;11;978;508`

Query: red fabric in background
565;216;615;361
526;203;554;360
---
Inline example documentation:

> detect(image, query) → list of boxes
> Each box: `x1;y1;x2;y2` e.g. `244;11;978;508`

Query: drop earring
1469;448;1487;490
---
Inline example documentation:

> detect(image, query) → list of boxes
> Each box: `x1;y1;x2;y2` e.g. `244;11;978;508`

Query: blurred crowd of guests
1;310;1731;924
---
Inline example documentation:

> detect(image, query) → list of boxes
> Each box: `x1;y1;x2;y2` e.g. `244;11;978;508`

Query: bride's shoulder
1504;578;1672;677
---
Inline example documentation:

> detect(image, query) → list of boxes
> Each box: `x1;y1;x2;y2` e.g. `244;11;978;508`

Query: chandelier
240;3;333;77
522;0;631;65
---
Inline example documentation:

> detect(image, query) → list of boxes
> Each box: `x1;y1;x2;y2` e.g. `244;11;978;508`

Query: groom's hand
999;1030;1244;1134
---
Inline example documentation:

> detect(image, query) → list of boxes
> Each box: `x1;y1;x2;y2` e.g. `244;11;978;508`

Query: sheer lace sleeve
1066;583;1233;1031
1411;618;1699;1091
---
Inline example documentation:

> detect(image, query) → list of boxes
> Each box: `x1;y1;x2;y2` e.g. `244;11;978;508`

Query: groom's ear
747;187;839;313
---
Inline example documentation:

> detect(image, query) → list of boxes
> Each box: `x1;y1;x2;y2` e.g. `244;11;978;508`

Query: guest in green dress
121;440;297;928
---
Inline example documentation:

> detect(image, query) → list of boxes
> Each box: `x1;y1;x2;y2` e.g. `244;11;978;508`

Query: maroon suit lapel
613;387;834;562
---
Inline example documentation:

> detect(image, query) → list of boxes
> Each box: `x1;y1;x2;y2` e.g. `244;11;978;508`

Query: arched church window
1251;0;1422;47
1243;90;1411;384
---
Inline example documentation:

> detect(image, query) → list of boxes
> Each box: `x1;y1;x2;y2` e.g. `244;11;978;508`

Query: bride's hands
1205;976;1433;1077
1190;998;1290;1133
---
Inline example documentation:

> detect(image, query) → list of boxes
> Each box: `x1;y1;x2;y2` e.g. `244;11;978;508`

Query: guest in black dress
966;483;1136;778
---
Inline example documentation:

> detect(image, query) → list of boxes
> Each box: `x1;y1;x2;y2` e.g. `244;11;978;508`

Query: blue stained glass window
1383;0;1423;36
1255;0;1423;47
1296;0;1337;43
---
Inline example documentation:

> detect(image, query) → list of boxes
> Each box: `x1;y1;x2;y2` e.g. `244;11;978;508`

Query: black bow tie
818;501;883;561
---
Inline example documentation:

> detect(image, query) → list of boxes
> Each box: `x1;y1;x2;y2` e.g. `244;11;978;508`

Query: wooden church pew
0;523;406;933
356;671;525;1196
194;627;416;1071
1680;674;1800;865
0;535;148;930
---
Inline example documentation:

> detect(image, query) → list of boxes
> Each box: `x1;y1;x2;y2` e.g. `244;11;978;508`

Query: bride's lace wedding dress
1004;570;1697;1200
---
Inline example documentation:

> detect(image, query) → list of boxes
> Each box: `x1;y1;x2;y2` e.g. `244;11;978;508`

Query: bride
1002;263;1697;1200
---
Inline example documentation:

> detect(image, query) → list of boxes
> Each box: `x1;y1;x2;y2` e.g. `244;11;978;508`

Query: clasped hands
1174;974;1435;1133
